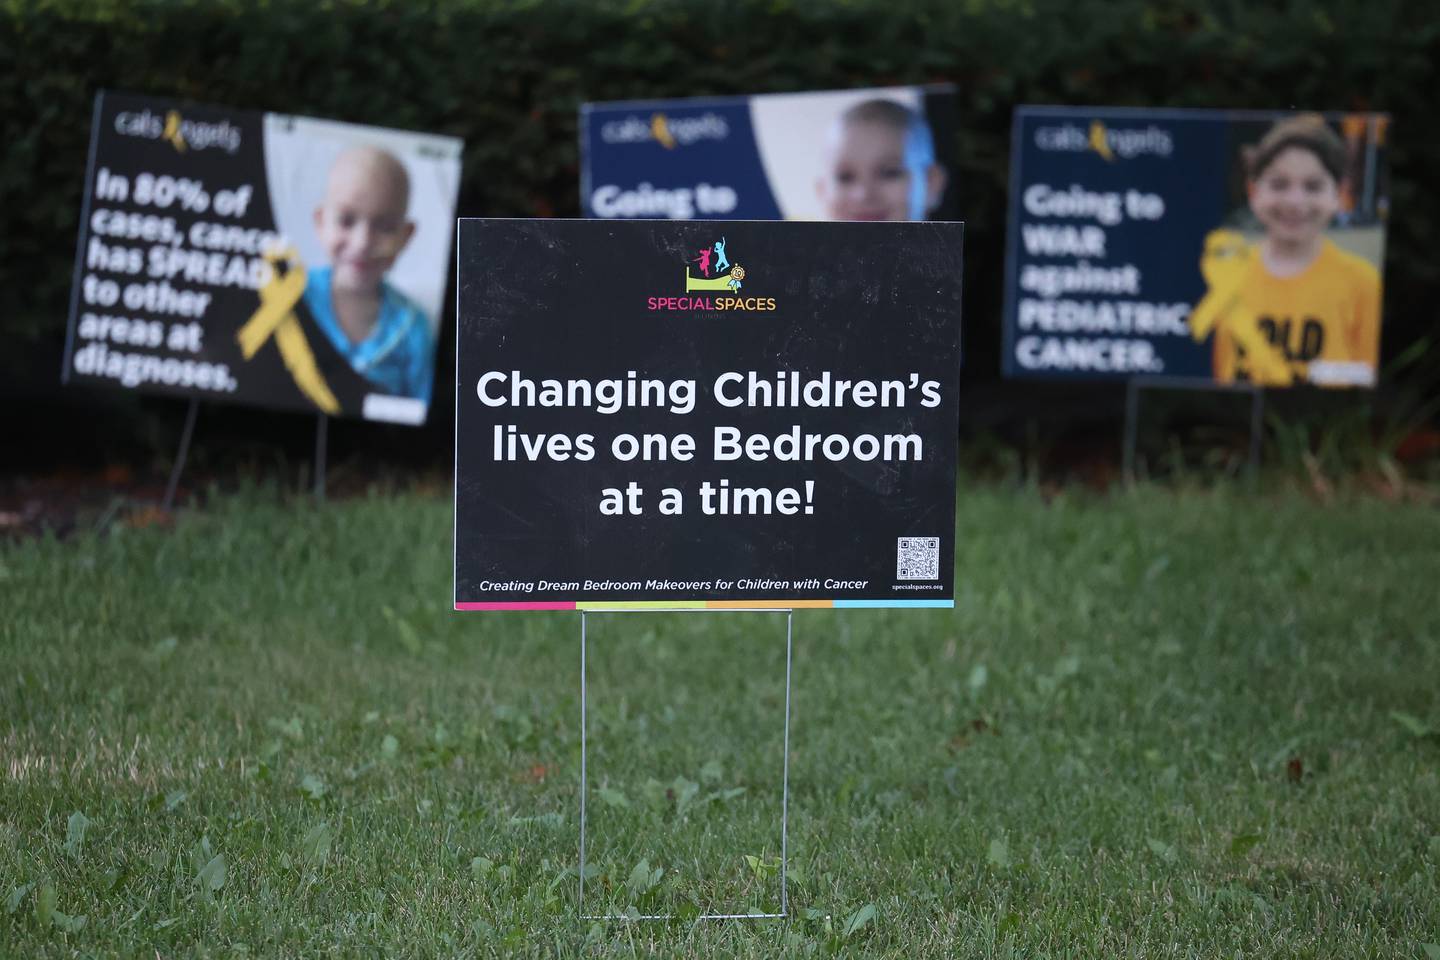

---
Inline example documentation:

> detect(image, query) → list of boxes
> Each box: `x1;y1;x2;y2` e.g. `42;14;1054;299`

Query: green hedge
3;0;1437;380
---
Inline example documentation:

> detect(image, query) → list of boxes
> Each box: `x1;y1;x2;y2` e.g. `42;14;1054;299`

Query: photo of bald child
815;98;948;222
302;146;435;403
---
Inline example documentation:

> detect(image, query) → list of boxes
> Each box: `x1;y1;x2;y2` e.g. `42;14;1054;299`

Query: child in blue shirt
303;146;434;403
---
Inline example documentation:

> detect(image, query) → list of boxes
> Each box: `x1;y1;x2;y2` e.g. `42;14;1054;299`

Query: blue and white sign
1002;106;1389;388
581;86;956;224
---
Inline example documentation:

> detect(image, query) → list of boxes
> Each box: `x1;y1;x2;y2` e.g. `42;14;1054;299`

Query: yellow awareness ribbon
162;111;188;152
1087;120;1114;162
236;248;341;414
1189;229;1293;386
650;113;676;150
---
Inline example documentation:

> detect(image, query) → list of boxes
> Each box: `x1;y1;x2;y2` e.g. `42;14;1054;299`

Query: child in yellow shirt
1190;115;1381;387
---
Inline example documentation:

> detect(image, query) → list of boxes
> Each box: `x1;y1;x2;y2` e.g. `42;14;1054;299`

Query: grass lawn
2;485;1439;958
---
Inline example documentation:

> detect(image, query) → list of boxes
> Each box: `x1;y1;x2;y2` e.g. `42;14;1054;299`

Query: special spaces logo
599;111;730;149
646;237;776;312
1034;119;1173;160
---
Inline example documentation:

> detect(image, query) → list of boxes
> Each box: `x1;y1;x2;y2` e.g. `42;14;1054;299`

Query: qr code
897;537;940;581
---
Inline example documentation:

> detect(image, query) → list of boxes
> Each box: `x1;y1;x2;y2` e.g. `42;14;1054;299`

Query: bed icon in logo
685;237;747;292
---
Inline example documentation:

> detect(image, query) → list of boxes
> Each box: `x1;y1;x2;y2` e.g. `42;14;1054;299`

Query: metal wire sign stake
577;608;794;922
452;219;965;924
1122;374;1265;483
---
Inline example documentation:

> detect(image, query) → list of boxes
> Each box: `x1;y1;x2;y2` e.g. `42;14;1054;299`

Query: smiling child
1199;115;1381;387
302;145;435;402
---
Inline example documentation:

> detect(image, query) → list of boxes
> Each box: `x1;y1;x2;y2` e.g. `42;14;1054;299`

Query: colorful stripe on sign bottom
455;599;952;611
